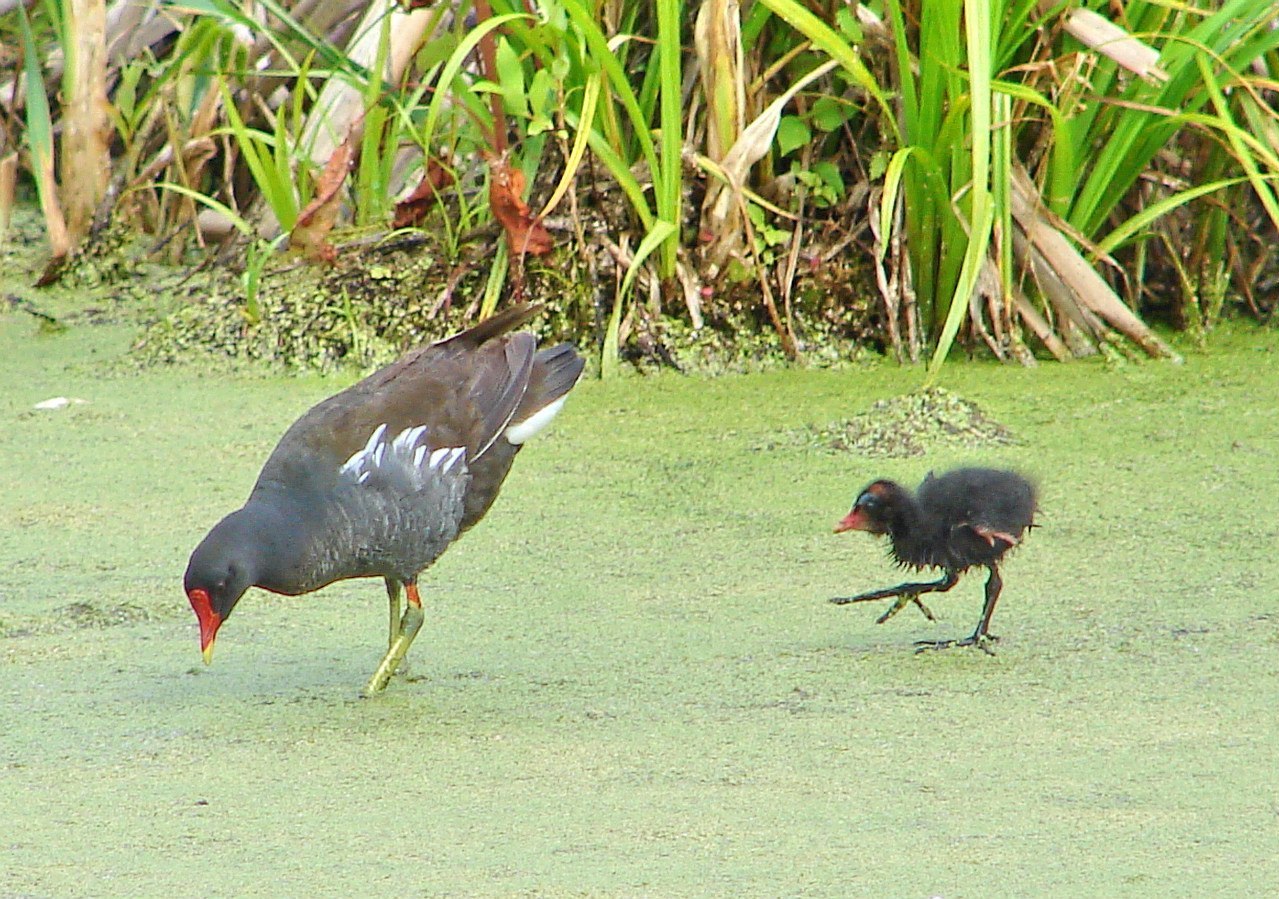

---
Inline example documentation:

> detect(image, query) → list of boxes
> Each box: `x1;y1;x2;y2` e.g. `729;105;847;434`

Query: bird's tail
440;303;545;349
505;343;586;444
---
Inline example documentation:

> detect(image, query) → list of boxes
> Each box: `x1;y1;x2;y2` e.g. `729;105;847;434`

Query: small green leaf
834;6;862;42
777;115;811;156
811;160;844;198
810;96;850;132
528;68;555;119
417;34;458;73
868;150;889;182
115;62;142;130
495;38;528;117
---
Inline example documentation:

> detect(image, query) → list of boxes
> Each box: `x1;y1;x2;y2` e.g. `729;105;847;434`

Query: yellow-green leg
384;578;410;678
364;580;425;696
386;579;402;649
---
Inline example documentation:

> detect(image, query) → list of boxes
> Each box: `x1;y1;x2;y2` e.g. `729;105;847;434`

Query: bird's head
183;513;259;665
834;480;907;536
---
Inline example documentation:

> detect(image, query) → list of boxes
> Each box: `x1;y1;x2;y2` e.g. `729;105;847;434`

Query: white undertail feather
504;395;567;445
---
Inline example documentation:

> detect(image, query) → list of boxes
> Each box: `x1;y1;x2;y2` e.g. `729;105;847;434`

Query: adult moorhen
184;303;585;694
831;467;1037;654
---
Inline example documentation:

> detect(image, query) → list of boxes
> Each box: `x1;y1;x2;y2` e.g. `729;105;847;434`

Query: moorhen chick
831;467;1037;654
184;303;584;694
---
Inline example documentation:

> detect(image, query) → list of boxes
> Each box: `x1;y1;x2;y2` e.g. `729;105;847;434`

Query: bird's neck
888;499;946;568
228;491;322;595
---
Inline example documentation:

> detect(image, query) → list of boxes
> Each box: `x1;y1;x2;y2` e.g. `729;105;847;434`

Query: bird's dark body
231;469;467;595
886;468;1036;571
832;466;1037;653
184;304;584;691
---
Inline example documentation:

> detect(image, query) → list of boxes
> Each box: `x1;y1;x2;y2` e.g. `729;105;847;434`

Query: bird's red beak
187;588;222;665
834;508;870;534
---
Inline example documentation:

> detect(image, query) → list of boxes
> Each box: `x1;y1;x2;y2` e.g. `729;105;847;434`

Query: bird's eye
857;491;877;509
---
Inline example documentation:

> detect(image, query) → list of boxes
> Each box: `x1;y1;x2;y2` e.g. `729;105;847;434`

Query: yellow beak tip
201;644;215;666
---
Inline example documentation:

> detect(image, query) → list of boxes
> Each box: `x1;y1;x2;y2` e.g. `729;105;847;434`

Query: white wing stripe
341;422;467;481
341;422;389;474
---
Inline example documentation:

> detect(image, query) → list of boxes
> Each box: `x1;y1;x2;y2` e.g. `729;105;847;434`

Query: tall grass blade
927;0;993;379
479;242;509;320
653;0;683;277
151;182;256;237
602;220;677;379
218;82;298;231
419;13;531;157
17;3;70;259
1196;55;1279;234
539;72;601;219
757;0;896;137
1094;177;1249;258
560;2;660;171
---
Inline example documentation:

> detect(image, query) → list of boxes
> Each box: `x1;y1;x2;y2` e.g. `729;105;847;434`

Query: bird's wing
336;422;469;496
965;524;1022;547
253;333;536;496
921;469;1036;542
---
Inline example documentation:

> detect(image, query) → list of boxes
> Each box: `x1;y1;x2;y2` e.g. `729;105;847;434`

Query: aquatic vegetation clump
760;387;1017;457
129;238;590;373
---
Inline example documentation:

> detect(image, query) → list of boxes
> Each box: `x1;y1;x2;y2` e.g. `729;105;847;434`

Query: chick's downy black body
831;467;1037;653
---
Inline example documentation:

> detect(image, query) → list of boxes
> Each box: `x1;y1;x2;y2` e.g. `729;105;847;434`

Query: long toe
831;590;885;605
913;638;953;654
875;593;920;624
913;634;998;656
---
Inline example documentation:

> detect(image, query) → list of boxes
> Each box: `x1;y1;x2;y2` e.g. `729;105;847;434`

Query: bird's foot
876;595;936;624
363;641;417;695
914;632;999;656
363;641;409;696
830;592;878;606
832;592;935;623
363;604;424;696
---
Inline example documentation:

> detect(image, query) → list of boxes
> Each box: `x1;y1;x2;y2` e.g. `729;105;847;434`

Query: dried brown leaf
488;155;553;257
291;136;354;264
31;139;70;285
391;157;456;229
1010;168;1181;361
1062;9;1167;82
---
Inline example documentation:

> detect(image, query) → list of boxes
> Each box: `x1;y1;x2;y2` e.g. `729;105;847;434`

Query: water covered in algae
2;309;1277;896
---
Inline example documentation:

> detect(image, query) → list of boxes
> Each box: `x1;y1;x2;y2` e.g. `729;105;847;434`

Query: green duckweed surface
2;313;1277;897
